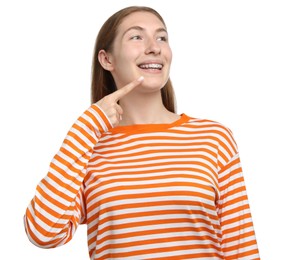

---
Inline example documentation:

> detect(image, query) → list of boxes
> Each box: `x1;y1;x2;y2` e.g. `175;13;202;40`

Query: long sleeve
24;104;112;248
217;153;260;259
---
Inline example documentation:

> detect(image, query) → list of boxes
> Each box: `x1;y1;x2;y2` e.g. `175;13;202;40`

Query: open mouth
138;63;163;70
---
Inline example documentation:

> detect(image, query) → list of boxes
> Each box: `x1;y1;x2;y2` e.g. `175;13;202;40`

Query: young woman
24;6;260;260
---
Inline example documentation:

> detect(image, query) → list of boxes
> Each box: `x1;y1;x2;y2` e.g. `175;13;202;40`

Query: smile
138;63;163;70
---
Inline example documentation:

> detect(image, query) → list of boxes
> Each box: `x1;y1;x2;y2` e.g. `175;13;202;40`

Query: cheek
165;46;173;63
113;49;135;67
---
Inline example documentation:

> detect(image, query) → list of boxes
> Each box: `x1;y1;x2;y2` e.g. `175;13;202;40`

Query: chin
143;76;165;85
139;83;164;94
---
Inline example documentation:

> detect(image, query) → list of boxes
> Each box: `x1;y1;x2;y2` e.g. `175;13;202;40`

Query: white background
0;0;281;259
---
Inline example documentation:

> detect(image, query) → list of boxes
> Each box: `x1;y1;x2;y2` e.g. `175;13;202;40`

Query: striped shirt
24;104;260;259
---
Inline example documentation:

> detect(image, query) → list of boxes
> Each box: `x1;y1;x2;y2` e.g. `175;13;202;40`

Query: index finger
112;76;144;101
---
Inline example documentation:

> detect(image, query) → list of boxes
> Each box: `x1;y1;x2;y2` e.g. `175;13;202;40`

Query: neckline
109;113;190;134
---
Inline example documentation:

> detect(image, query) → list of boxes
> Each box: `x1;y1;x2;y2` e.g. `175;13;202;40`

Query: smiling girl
24;6;260;260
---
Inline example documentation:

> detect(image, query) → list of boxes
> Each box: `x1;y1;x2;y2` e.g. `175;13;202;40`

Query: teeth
139;63;162;69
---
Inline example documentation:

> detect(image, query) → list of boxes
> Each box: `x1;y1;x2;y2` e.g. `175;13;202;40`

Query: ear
98;50;114;71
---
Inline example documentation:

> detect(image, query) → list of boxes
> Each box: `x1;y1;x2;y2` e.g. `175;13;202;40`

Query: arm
217;153;260;259
23;104;112;248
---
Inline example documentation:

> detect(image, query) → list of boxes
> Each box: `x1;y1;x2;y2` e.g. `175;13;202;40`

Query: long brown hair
91;6;176;113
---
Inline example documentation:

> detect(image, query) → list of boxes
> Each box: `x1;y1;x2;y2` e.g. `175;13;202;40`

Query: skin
96;76;144;127
97;11;179;127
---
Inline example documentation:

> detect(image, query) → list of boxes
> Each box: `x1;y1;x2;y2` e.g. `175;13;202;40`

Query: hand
95;76;144;127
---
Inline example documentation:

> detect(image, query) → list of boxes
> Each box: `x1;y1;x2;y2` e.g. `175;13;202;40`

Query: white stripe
87;164;216;179
43;175;76;198
95;240;221;259
220;194;250;213
221;207;251;223
70;126;94;147
35;189;75;217
225;244;259;259
87;201;216;223
26;205;68;241
64;134;90;153
222;225;255;240
87;203;218;230
90;104;112;131
87;176;215;196
96;230;220;251
224;231;257;247
85;170;217;192
87;185;215;208
49;158;86;181
222;215;253;231
38;181;72;206
91;152;218;170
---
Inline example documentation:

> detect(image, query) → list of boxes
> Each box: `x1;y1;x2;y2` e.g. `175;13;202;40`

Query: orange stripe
99;243;222;259
23;109;259;258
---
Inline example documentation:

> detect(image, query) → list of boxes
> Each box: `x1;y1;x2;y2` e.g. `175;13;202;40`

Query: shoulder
183;114;238;148
184;114;233;134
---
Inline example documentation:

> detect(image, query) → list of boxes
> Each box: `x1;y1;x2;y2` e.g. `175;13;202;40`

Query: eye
157;36;168;42
131;35;142;40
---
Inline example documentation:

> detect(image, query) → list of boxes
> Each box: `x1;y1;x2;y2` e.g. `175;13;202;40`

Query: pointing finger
112;76;144;101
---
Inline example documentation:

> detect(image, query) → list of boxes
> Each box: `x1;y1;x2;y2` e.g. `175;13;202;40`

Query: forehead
118;11;166;33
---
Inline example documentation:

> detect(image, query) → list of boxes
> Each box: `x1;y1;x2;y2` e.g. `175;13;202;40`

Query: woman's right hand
95;76;144;127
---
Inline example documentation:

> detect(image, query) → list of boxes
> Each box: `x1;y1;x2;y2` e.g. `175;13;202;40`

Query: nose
145;38;161;55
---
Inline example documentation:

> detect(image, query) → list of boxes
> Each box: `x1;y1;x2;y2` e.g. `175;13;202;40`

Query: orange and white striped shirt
24;104;260;259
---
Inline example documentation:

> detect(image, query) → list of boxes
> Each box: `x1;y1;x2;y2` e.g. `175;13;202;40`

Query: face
107;11;172;92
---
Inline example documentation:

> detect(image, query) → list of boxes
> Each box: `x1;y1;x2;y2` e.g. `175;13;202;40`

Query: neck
119;91;177;126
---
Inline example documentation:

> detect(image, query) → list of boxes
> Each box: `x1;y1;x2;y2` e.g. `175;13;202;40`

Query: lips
138;63;163;70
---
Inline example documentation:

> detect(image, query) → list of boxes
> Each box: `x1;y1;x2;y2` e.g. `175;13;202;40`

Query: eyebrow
122;26;167;37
